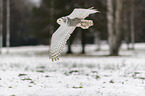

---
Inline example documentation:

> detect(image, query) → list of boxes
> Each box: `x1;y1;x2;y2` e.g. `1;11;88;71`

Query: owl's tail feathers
80;20;93;29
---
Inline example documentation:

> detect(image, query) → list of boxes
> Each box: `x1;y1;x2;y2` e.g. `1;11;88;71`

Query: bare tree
49;0;54;44
114;0;123;51
6;0;10;53
67;28;78;54
130;0;135;50
107;0;115;55
81;29;87;54
123;0;130;50
0;0;3;54
107;0;123;55
94;31;101;51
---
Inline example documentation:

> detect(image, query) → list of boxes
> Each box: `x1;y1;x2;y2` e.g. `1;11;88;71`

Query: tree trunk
49;0;54;45
67;39;73;54
107;0;115;55
114;0;123;55
6;0;10;53
107;0;123;56
123;0;130;50
67;27;79;54
130;0;135;50
0;0;3;54
94;32;101;51
81;29;86;54
67;29;77;54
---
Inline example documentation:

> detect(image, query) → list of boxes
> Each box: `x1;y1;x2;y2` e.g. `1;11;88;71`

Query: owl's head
57;18;64;25
57;17;67;25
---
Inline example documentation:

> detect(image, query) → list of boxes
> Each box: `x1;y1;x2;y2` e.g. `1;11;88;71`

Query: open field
0;43;145;96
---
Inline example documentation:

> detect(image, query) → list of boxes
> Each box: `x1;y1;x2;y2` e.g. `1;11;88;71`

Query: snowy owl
49;7;99;61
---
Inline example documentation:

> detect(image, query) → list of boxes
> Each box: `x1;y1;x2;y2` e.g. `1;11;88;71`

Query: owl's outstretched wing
49;25;76;61
68;7;99;19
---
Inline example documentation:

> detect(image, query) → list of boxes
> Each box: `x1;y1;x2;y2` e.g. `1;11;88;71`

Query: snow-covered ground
0;43;145;96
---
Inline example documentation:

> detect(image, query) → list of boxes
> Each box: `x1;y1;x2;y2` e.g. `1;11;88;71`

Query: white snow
0;43;145;96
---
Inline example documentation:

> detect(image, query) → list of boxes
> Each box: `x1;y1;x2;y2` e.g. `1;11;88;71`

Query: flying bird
49;7;99;61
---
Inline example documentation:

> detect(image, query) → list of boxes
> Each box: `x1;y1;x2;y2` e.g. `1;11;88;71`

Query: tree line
0;0;145;55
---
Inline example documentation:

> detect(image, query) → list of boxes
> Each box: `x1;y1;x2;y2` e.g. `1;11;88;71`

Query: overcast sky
31;0;41;3
30;0;41;7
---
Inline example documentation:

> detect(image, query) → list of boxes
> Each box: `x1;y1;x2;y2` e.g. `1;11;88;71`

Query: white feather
68;8;99;19
49;25;76;60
